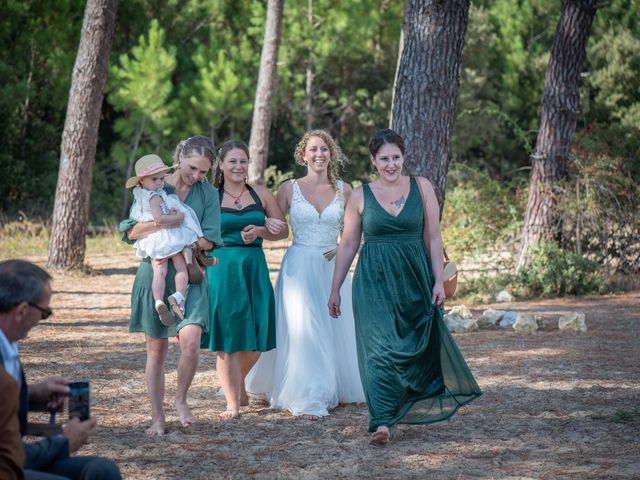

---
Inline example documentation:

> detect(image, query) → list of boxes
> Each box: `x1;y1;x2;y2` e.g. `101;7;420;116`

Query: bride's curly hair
294;130;348;190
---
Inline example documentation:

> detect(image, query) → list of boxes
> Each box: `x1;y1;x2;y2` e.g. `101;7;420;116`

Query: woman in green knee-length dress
201;140;288;419
329;129;481;445
120;136;222;435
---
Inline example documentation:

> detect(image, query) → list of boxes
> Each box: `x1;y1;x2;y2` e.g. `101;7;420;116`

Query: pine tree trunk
390;0;471;212
248;0;284;185
305;0;314;131
48;0;118;270
516;0;599;272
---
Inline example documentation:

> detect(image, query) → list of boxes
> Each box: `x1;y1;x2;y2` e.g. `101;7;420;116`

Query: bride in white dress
245;130;364;419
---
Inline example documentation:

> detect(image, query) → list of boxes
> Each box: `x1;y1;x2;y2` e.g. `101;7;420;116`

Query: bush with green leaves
516;242;605;296
441;164;525;261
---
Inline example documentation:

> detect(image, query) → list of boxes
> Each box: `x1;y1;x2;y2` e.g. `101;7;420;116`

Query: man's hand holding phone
62;417;97;453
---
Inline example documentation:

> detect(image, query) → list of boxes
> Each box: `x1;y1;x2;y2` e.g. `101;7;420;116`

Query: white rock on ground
477;309;505;328
444;313;479;333
558;312;587;333
449;304;473;319
498;311;519;328
495;290;515;302
513;314;539;333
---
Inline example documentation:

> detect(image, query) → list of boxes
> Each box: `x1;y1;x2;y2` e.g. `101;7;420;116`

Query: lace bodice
289;179;344;247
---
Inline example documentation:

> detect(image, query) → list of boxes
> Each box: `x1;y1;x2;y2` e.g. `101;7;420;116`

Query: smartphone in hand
68;381;90;421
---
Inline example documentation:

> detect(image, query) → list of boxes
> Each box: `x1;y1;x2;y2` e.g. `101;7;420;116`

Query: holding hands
265;217;287;235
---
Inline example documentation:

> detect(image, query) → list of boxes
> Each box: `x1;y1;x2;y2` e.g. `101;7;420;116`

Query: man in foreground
0;259;121;480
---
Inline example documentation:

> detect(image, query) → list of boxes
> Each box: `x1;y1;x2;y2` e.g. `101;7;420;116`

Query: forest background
1;0;639;297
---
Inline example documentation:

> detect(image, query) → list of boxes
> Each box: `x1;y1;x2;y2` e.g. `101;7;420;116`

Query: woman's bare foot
300;414;320;421
219;409;240;420
174;400;196;427
370;426;390;445
240;387;249;407
145;419;166;436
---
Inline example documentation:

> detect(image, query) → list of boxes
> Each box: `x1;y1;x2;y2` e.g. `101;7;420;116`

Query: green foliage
587;27;640;130
557;125;640;274
517;242;605;296
442;164;525;260
263;165;294;193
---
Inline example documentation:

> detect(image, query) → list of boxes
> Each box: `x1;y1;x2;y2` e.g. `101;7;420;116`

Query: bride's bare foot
219;409;240;420
300;414;320;421
145;419;166;436
370;426;390;446
174;400;196;427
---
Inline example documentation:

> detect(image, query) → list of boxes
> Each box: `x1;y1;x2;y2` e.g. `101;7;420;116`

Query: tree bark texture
48;0;118;269
390;0;470;211
248;0;284;185
516;0;599;271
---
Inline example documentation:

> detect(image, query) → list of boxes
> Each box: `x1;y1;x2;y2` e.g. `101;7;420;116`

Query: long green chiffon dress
201;186;276;353
352;177;482;432
120;182;223;339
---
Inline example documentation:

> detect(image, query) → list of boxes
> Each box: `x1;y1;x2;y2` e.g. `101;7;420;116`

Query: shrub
516;242;605;296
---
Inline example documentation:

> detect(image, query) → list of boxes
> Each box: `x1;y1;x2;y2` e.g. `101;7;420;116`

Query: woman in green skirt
120;135;222;435
329;129;481;445
202;140;288;419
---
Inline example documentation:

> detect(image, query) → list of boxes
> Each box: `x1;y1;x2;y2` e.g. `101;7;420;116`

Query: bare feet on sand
370;426;390;446
220;409;240;420
145;419;166;436
300;414;320;421
240;387;249;407
175;400;196;427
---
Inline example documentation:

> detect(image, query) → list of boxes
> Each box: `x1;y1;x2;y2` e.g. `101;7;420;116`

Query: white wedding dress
245;179;365;416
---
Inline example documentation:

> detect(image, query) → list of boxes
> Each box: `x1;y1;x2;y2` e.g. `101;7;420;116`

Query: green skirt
201;246;276;353
129;258;209;338
353;238;482;432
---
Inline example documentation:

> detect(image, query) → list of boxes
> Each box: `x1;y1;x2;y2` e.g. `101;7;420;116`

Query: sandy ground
17;243;640;479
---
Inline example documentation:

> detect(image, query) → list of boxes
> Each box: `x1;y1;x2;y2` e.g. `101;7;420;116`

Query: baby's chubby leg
171;252;188;297
168;253;188;321
151;257;169;302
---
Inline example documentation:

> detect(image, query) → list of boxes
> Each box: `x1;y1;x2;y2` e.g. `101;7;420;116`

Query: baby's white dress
130;187;203;259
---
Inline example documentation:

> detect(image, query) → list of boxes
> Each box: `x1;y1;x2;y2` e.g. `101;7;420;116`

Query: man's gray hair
0;259;52;312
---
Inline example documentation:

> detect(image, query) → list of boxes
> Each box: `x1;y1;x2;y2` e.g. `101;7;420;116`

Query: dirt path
18;249;640;479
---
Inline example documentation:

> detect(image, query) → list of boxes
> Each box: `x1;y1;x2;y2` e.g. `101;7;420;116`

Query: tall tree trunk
390;0;471;212
516;0;600;272
248;0;284;185
48;0;118;269
305;0;314;131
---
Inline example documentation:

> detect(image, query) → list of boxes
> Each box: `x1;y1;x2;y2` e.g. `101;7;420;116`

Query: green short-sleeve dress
201;186;276;353
119;181;223;339
352;177;482;432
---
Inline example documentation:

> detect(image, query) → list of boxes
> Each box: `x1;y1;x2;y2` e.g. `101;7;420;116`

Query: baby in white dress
126;154;203;325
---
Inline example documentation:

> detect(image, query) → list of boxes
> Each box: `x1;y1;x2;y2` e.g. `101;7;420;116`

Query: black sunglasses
29;303;53;320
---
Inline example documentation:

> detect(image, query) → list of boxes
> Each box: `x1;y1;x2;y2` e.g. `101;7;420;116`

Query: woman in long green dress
201;140;288;419
329;128;481;445
120;136;222;435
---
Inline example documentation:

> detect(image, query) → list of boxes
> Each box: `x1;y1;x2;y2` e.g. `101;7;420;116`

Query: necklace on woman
224;184;246;210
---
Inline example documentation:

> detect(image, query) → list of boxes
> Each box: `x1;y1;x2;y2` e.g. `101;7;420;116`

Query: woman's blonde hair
294;130;348;189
